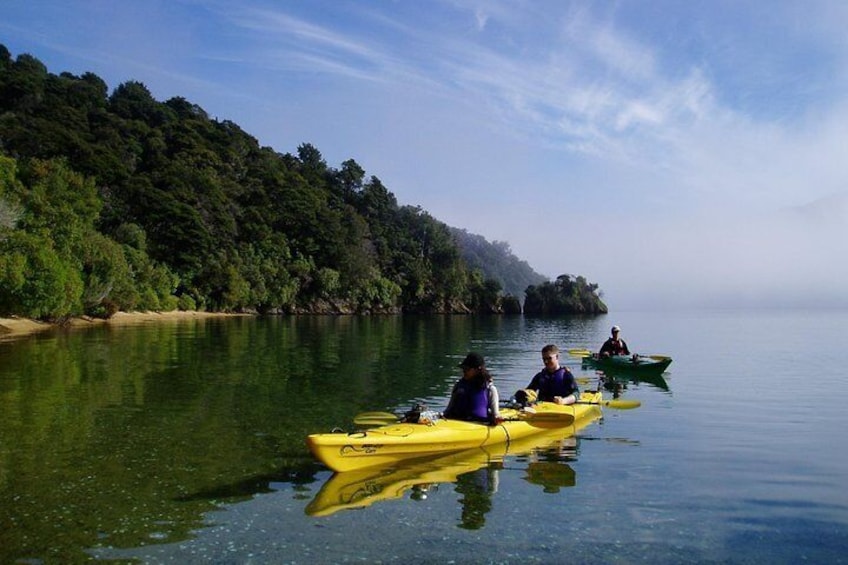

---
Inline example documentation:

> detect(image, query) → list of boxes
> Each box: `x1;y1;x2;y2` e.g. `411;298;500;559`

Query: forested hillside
0;44;606;319
450;228;547;298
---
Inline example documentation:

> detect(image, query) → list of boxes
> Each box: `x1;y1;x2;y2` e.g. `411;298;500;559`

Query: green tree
0;44;607;317
108;81;172;126
0;156;22;230
78;230;135;316
0;230;82;319
14;158;101;255
524;274;607;315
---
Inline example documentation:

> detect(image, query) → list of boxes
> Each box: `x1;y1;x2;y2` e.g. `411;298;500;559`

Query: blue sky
3;0;847;309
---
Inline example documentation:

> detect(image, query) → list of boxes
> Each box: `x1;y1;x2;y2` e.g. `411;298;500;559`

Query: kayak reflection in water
600;374;627;398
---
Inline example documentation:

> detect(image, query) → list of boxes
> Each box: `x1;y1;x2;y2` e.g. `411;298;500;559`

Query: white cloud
474;9;489;31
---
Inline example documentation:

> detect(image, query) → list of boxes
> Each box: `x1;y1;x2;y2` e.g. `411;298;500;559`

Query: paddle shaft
570;347;670;363
354;411;575;427
576;399;640;409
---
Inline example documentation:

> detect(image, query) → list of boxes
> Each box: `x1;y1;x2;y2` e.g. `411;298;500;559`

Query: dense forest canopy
523;275;608;315
0;44;606;319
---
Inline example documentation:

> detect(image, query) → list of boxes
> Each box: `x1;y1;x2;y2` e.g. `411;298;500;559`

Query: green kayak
582;354;672;376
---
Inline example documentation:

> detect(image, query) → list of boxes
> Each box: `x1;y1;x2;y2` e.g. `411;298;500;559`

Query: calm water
1;311;846;563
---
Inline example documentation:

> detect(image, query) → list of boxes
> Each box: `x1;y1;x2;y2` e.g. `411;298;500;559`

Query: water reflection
0;314;609;562
587;371;671;395
305;429;587;522
10;310;842;564
455;464;500;529
524;461;575;493
521;436;577;494
175;463;323;504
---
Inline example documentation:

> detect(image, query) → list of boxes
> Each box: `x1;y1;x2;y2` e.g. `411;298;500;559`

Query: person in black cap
599;325;630;358
443;352;501;424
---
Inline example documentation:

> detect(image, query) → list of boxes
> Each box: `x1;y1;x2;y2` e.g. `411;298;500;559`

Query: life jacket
603;338;628;355
532;367;578;402
445;379;492;422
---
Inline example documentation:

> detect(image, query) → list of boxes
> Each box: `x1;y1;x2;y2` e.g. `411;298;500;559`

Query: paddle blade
353;417;398;427
648;354;671;361
577;399;642;410
355;411;398;419
567;348;592;358
352;411;398;427
524;412;575;425
602;399;641;410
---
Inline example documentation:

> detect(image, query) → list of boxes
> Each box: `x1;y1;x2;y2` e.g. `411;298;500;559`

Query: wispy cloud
224;8;393;79
4;0;847;308
202;1;722;171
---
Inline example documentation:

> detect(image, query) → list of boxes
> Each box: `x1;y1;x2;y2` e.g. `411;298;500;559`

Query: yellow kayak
306;391;604;473
306;420;587;517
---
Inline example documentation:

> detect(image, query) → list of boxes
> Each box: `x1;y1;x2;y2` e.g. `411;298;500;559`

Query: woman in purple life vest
443;352;501;425
524;344;579;405
599;325;630;358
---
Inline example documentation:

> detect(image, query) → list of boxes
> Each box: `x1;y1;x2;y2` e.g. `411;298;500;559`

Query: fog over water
575;192;848;310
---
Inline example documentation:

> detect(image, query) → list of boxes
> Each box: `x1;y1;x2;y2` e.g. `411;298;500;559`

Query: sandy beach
0;311;244;341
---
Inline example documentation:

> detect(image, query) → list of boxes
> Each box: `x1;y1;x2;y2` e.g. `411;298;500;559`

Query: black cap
459;352;485;368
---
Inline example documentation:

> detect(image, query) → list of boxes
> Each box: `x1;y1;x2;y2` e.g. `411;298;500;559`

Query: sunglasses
542;355;555;361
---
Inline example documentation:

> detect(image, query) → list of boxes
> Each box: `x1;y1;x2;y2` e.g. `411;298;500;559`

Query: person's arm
443;381;459;419
555;369;580;405
570;369;581;402
488;384;501;424
622;340;630;355
599;339;611;356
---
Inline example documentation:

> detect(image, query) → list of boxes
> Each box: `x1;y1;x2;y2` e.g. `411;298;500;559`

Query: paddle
507;396;641;410
511;410;574;424
577;398;641;409
569;348;670;363
353;411;399;426
352;409;576;427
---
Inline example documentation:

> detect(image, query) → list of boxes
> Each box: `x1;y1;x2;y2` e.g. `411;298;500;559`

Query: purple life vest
445;379;491;422
531;367;578;402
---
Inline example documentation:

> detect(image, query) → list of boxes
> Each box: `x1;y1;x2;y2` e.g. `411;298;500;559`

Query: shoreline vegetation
0;44;606;322
0;311;244;341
